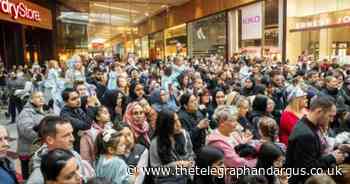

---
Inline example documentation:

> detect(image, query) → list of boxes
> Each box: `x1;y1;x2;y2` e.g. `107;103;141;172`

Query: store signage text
0;0;41;22
243;16;261;24
295;15;350;30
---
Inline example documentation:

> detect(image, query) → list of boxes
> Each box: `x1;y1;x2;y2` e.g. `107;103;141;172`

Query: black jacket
60;106;93;152
285;117;336;184
178;109;206;154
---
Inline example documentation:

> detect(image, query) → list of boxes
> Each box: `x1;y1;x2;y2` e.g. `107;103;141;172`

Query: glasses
133;111;144;115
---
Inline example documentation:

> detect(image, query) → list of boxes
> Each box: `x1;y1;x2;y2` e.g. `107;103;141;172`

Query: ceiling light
145;12;149;16
93;3;139;14
161;5;168;8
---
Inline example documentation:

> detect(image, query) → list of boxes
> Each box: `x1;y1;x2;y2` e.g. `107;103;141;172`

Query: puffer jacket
16;102;47;156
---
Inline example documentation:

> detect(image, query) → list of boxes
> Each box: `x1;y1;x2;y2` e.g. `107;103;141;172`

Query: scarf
123;102;150;145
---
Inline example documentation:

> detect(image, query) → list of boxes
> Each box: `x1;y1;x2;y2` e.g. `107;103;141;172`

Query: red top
279;111;299;146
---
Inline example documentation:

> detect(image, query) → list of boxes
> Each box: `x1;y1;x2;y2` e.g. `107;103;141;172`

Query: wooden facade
136;0;257;37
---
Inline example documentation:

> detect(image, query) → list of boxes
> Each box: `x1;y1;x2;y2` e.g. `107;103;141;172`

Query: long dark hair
155;108;186;164
41;149;74;182
256;143;283;184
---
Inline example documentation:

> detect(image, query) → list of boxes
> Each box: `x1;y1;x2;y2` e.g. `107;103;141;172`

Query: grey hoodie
27;145;94;184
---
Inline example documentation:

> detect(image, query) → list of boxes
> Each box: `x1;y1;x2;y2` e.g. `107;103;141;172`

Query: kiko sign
0;0;40;21
241;2;263;40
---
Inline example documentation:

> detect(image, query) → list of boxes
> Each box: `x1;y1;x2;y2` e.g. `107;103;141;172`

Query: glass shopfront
164;24;187;57
188;12;227;57
141;36;149;58
149;31;164;60
134;38;142;57
233;0;281;59
286;0;350;63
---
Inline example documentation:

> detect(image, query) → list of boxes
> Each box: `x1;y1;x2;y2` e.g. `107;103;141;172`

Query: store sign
0;0;51;30
241;2;262;40
0;0;40;21
294;15;350;31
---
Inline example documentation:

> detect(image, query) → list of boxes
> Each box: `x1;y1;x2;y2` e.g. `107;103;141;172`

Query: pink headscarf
123;102;150;145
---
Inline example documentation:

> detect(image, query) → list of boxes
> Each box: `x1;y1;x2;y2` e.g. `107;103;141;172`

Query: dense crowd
0;53;349;184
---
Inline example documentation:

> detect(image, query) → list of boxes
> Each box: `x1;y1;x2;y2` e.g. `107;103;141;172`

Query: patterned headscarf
123;102;150;144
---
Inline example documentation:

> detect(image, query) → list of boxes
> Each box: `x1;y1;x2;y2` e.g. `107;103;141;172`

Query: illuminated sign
0;0;41;21
292;12;350;32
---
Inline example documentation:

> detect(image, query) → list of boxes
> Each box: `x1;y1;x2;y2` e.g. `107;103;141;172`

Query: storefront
141;36;149;58
228;0;282;59
164;24;187;57
149;31;164;60
0;0;53;67
286;0;350;63
134;38;142;57
188;12;227;58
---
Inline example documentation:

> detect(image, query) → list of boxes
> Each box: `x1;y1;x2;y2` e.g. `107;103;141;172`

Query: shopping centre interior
0;0;350;66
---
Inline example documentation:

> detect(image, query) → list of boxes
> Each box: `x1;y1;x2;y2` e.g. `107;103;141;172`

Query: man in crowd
27;116;94;184
60;88;94;152
0;126;17;184
286;96;346;183
17;91;47;180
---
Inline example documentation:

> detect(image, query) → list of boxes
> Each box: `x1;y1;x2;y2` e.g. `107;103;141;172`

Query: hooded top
148;88;178;112
206;130;257;169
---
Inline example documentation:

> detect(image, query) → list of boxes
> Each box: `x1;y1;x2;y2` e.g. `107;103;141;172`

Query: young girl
95;128;136;184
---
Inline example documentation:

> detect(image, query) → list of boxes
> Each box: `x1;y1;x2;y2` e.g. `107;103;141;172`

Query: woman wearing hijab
240;78;258;97
249;95;275;139
194;146;225;184
148;88;178;112
123;102;151;148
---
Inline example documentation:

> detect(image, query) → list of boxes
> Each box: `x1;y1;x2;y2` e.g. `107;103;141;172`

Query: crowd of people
0;53;349;184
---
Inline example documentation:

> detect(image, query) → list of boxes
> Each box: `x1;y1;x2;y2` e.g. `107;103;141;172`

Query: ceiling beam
92;0;170;5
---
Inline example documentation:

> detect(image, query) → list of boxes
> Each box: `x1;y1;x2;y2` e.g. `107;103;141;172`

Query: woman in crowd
178;93;208;153
150;108;195;184
123;102;152;148
41;149;81;184
256;143;287;184
80;106;112;165
212;89;226;109
236;97;253;133
249;95;275;139
118;125;148;184
240;77;258;97
95;128;133;184
279;87;308;146
117;73;129;96
107;63;118;90
177;72;191;96
138;98;158;132
194;146;225;184
129;82;146;102
256;117;286;152
148;87;178;112
198;88;215;121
